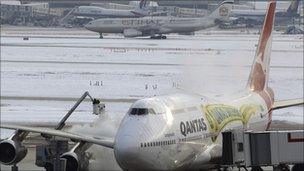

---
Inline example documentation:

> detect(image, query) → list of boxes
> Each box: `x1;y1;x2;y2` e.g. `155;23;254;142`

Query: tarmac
1;26;303;171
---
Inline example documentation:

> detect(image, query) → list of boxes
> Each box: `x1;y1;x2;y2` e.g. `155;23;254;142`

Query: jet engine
123;29;142;37
178;32;195;35
0;139;27;165
60;142;91;171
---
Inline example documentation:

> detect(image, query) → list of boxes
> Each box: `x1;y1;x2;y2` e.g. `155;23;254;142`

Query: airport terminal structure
0;0;303;171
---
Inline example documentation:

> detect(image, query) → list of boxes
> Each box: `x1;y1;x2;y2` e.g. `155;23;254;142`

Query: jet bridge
221;129;304;171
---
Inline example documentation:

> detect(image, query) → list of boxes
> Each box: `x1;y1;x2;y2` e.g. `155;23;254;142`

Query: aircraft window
148;108;156;114
129;108;156;115
138;108;148;115
129;108;137;115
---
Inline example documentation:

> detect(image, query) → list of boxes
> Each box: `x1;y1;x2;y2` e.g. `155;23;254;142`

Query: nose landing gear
99;33;103;39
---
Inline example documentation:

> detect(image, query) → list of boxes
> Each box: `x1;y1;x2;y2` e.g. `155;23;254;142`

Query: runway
1;59;303;68
1;26;303;170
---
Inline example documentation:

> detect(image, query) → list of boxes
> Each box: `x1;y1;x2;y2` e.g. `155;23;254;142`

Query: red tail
247;1;276;91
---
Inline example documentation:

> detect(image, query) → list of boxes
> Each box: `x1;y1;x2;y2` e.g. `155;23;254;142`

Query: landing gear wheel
292;164;304;171
251;166;263;171
99;33;103;39
274;164;290;171
44;162;54;171
161;35;167;39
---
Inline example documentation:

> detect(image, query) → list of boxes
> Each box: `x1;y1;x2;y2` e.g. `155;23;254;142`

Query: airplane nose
114;135;139;170
84;23;91;30
84;23;95;31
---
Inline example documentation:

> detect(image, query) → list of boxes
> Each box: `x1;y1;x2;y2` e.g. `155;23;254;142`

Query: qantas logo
219;6;229;16
180;118;207;136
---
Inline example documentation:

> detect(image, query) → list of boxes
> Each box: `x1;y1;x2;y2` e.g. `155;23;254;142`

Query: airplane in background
73;0;150;18
84;1;233;39
60;0;154;25
230;0;300;25
1;1;304;171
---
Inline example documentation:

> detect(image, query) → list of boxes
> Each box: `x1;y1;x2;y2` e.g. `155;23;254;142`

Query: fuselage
74;6;145;18
85;16;216;36
114;89;272;170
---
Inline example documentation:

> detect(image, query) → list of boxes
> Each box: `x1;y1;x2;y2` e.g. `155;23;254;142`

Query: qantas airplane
0;1;303;171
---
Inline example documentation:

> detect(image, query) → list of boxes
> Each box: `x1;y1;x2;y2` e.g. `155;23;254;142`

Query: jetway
221;129;304;171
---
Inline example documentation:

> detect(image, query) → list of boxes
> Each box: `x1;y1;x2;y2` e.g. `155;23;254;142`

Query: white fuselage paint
113;90;269;170
74;6;143;18
85;16;216;36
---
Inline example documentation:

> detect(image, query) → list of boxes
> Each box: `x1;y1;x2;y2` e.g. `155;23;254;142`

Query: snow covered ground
0;27;303;138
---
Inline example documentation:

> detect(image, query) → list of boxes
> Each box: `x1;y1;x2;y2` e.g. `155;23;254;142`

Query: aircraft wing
273;98;304;110
1;124;114;148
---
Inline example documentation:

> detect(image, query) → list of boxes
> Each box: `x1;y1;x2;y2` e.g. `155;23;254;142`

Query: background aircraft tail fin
130;0;149;17
208;1;233;20
139;0;148;10
247;1;276;91
286;0;300;15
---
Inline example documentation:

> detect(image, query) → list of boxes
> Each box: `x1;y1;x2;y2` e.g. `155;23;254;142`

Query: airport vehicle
84;1;233;39
230;0;300;25
1;1;303;171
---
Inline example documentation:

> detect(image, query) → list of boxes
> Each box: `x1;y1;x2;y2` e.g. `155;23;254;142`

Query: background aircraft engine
123;29;142;37
61;142;91;171
61;151;89;171
0;139;27;165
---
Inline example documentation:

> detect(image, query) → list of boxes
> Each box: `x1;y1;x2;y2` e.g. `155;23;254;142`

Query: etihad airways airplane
0;1;303;171
84;1;233;39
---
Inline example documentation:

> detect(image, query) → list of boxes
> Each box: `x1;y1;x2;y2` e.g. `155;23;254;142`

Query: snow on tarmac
0;28;303;138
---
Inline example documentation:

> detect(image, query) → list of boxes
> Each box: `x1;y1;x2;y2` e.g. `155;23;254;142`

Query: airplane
73;0;150;18
59;0;152;25
1;1;304;171
230;0;300;25
84;1;234;39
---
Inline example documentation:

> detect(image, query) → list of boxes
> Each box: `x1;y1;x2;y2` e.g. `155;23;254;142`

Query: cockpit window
148;108;156;114
138;108;148;115
129;108;156;115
